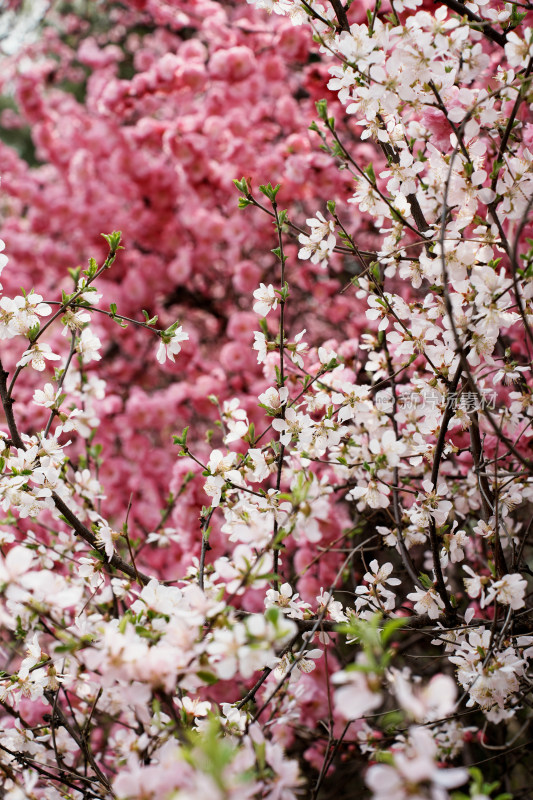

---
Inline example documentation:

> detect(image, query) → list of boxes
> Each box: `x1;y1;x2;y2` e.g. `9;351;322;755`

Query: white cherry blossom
253;283;278;316
17;342;61;371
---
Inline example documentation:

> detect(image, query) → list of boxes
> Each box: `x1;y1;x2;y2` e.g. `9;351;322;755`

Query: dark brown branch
0;362;25;449
382;337;422;589
329;0;350;32
44;690;115;796
436;0;507;47
469;412;508;577
427;363;463;618
52;493;152;586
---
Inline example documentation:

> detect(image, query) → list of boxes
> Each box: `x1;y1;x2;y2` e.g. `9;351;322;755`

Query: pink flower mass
0;0;532;797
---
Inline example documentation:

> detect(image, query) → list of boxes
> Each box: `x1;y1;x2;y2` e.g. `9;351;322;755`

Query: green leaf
316;98;328;121
259;182;281;202
489;159;504;180
233;177;249;194
418;572;433;589
244;422;255;443
28;323;40;341
363;163;376;184
173;426;189;448
197;670;218;685
101;231;123;252
278;282;289;301
381;617;407;645
85;256;99;278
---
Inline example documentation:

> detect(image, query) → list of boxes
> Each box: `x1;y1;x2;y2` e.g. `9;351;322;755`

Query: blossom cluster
0;0;532;798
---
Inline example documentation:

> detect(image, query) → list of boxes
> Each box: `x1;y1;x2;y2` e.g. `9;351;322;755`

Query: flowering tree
0;0;533;798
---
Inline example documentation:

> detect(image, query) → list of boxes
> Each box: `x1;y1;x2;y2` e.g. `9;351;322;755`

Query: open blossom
32;383;58;408
366;727;468;800
449;629;525;718
215;545;274;594
207;614;296;680
175;696;211;718
24;293;52;316
272;406;314;448
258;385;288;413
274;647;322;681
0;546;35;585
407;585;446;619
369;429;406;467
364;560;399;589
440;522;468;567
57;407;99;438
17;343;61;371
156;325;188;364
0;293;52;338
331;382;370;422
204;449;242;506
5;488;54;519
221;398;248;444
472;519;494;538
417;481;453;528
18;633;44;681
245;448;270;482
74;468;104;500
355;560;401;617
316;588;347;623
349;479;390;509
288;329;308;368
61;306;91;334
297;210;336;269
504;27;533;67
0;238;7;281
483;573;527;610
390;670;457;723
265;582;310;619
253;283;278;316
253;330;268;363
492;362;529;385
95;522;121;559
298;213;336;268
298;234;336;268
366;294;392;331
77;327;102;362
246;0;294;16
333;658;383;720
304;210;335;241
463;565;489;603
